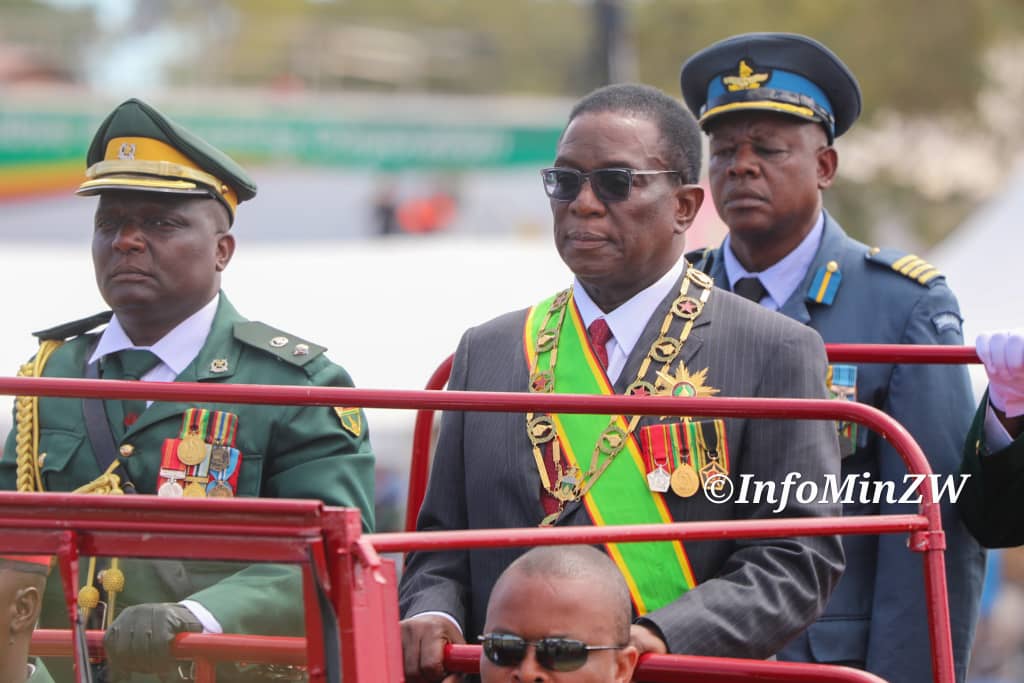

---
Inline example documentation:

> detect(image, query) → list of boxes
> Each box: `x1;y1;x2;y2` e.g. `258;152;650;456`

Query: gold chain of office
526;268;713;525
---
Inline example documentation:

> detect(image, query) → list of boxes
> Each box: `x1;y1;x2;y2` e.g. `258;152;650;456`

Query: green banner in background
0;108;563;175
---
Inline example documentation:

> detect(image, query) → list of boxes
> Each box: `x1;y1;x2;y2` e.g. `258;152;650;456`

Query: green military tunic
958;395;1024;548
1;293;375;679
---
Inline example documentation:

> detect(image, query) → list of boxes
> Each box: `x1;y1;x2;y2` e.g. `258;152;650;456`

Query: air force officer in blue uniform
680;33;984;683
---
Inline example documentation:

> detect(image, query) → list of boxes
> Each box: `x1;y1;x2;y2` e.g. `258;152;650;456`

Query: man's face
92;191;234;327
480;572;636;683
551;111;700;307
707;111;835;249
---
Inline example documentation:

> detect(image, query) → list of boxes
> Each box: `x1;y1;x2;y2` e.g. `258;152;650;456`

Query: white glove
976;330;1024;418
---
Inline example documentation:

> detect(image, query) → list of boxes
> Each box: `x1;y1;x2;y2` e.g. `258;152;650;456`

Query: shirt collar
722;211;824;310
572;259;685;358
89;294;220;376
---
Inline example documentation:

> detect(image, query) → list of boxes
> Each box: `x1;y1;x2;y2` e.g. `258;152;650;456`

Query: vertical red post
324;508;404;683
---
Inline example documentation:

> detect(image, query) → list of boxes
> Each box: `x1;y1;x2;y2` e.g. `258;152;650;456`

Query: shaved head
494;545;632;642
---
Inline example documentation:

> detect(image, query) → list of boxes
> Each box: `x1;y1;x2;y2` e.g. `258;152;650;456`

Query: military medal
683;419;731;493
176;432;207;466
183;480;207;498
209;445;230;472
209;482;233;498
670;463;700;498
827;365;859;456
647;466;671;493
204;411;243;498
157;468;184;498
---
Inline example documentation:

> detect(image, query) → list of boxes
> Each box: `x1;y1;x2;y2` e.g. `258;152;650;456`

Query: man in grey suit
680;33;984;683
399;83;844;683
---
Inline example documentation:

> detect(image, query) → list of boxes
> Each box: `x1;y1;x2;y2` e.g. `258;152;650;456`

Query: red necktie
587;318;613;370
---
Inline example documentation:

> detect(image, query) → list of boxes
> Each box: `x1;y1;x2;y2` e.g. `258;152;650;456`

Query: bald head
494;546;632;642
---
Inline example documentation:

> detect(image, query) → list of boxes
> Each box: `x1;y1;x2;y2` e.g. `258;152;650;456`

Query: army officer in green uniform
0;99;375;680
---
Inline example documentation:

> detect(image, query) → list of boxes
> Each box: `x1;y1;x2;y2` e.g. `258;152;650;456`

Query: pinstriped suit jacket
399;273;844;658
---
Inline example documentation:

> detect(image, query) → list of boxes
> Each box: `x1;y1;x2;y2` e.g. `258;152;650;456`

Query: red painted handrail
4;367;960;682
445;643;889;682
403;345;980;531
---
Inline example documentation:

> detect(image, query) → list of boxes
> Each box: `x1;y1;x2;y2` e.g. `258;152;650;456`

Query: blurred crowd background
2;2;1023;679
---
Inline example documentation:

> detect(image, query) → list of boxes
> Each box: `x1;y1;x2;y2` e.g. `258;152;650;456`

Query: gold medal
670;463;700;497
209;482;234;498
209;445;230;472
183;481;207;498
176;433;207;466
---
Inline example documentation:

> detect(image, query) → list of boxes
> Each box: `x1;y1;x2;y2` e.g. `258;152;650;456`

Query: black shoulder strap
82;345;137;494
33;311;113;341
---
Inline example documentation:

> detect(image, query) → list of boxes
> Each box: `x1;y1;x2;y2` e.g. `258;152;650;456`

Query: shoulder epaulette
864;247;943;286
233;321;326;367
32;311;113;341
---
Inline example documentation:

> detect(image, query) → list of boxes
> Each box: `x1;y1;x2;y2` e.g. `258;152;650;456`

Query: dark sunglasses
480;632;627;672
540;167;679;203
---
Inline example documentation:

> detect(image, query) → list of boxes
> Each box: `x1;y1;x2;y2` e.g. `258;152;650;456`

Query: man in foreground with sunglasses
400;82;844;682
681;33;983;683
479;545;638;682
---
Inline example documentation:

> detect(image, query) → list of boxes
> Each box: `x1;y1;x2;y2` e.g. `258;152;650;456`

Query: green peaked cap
77;98;257;220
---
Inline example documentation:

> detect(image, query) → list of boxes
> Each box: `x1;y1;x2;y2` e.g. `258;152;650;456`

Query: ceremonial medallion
536;330;558;352
651;337;681;362
626;380;655;397
647;466;671;493
670;463;700;498
671;296;703;320
527;415;556;446
176;433;207;466
553;470;581;502
686;267;714;288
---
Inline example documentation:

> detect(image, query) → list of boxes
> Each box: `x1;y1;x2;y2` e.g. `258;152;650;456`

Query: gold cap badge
723;59;770;92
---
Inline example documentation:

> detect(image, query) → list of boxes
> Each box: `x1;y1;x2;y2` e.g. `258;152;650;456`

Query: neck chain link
527;268;714;525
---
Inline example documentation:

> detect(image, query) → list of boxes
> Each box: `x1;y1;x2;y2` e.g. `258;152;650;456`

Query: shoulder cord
14;340;63;492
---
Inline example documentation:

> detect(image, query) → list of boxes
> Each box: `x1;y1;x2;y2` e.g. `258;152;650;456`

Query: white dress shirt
89;293;223;634
722;211;825;311
572;259;686;384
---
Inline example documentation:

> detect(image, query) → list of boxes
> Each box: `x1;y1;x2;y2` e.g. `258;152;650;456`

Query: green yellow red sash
523;291;697;614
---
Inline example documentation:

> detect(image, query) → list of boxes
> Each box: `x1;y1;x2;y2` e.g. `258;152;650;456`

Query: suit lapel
124;294;245;438
612;270;711;394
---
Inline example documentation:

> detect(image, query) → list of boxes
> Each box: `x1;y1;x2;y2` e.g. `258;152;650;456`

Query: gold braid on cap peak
15;340;63;493
77;136;239;216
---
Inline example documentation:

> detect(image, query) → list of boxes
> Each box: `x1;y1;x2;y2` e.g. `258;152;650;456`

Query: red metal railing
0;371;960;682
443;644;889;682
405;344;982;532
